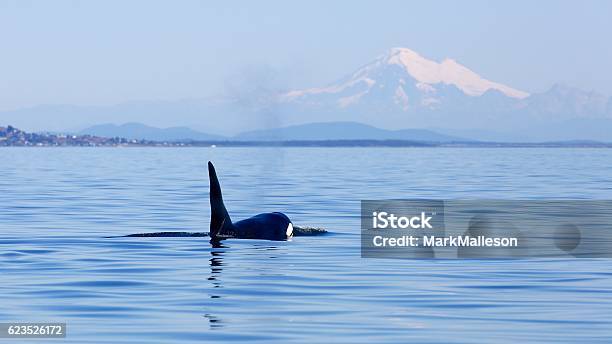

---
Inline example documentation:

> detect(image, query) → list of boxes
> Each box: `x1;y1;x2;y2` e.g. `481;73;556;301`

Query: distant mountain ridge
80;122;224;141
79;121;467;142
236;122;465;142
78;119;612;143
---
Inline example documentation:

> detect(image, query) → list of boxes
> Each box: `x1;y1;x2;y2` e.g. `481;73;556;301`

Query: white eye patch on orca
286;223;294;237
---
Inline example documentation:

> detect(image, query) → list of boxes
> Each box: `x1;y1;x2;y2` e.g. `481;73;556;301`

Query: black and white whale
113;162;326;240
208;161;294;241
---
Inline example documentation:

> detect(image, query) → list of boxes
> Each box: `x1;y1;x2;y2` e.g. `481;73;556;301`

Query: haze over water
1;147;612;343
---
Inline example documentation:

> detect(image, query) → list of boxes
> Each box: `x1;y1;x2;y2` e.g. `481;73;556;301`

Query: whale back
208;161;233;238
232;212;292;240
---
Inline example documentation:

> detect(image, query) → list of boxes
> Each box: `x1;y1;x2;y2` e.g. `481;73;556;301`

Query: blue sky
1;0;610;111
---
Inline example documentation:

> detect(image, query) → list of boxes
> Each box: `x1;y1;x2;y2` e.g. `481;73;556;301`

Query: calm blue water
1;147;612;343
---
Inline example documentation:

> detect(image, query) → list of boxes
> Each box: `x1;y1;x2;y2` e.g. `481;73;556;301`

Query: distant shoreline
2;125;611;148
2;140;611;148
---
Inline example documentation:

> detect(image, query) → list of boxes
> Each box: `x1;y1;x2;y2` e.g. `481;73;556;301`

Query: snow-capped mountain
283;47;528;106
280;48;529;123
278;48;611;139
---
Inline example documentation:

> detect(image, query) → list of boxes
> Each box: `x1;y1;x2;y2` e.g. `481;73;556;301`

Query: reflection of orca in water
208;161;293;241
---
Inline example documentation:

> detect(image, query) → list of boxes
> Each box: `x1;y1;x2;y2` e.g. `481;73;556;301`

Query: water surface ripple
1;147;611;343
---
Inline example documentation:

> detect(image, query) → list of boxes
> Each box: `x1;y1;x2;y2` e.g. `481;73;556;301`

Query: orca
208;161;293;241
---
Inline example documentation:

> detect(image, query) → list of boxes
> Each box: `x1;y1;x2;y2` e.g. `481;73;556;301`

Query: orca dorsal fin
208;161;232;238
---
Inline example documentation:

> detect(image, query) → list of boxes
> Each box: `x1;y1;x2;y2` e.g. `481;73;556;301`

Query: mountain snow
282;47;529;107
386;48;528;98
